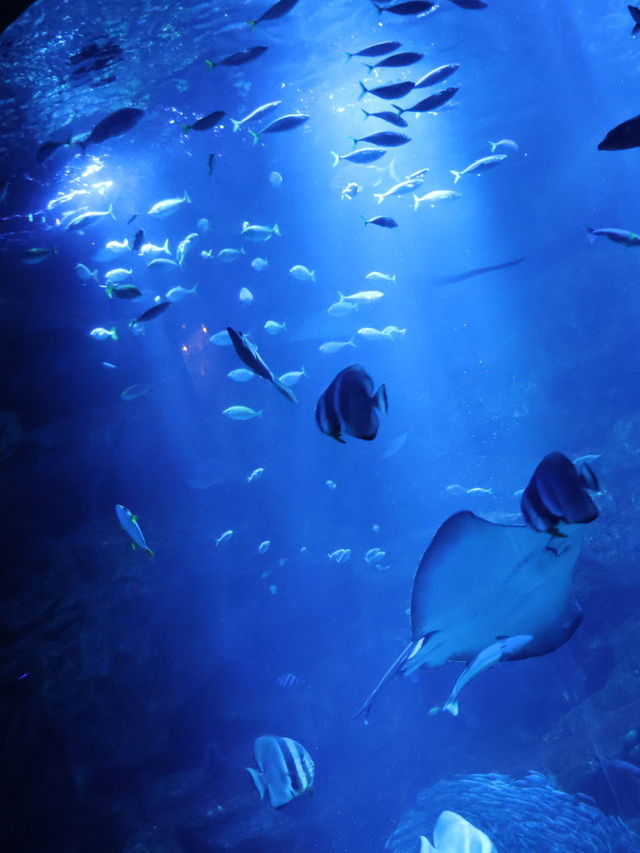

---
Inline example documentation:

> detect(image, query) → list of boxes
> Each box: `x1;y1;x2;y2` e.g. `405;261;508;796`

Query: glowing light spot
182;345;188;353
201;325;208;333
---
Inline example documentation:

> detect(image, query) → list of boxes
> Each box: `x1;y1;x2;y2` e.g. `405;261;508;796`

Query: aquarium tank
3;0;640;850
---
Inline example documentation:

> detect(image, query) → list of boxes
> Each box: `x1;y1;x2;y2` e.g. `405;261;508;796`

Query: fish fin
249;130;259;145
360;215;369;226
419;835;437;853
357;81;368;102
348;336;357;347
230;118;241;132
355;641;414;720
413;194;420;211
204;59;215;70
246;767;265;798
310;270;315;282
131;542;137;550
184;191;192;203
111;327;118;341
337;290;345;300
586;227;597;245
488;140;497;152
374;3;383;12
257;410;263;417
363;63;374;72
375;383;388;414
391;104;404;115
450;170;461;184
183;124;191;134
330;150;340;167
360;108;370;119
247;19;257;30
302;366;307;376
108;203;115;220
348;135;358;150
146;548;154;558
273;223;281;236
344;52;353;61
374;193;384;204
106;284;114;298
162;238;170;254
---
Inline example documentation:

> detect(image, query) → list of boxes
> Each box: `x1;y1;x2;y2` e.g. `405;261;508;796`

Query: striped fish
247;735;314;808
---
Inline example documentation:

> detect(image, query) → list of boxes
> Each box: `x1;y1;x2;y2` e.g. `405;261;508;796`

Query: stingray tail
355;641;414;722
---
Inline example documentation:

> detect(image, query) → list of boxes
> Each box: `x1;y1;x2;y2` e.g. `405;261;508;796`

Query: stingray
357;510;584;719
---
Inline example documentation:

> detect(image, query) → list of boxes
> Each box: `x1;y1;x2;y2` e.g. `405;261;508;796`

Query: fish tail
230;118;241;132
443;699;459;716
375;383;389;413
357;81;368;102
110;327;118;341
106;284;114;298
391;274;396;283
183;124;191;134
450;170;461;184
330;150;340;167
192;282;198;294
348;135;358;150
586;227;597;245
344;52;353;62
360;215;369;226
247;19;257;30
77;139;88;156
310;270;315;282
391;104;404;115
249;130;259;145
488;140;497;152
374;2;383;12
184;190;192;203
363;63;374;72
204;59;215;70
240;246;247;254
162;238;170;254
360;108;370;120
302;366;307;376
348;336;357;347
374;193;384;205
257;410;263;417
413;194;420;211
108;203;115;220
273;223;281;236
91;269;98;280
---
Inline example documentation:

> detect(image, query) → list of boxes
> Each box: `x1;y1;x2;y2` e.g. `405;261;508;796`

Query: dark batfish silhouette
315;364;387;443
248;0;300;29
629;5;640;36
227;327;296;403
598;113;640;150
78;107;144;153
520;451;599;535
357;509;586;720
428;257;524;284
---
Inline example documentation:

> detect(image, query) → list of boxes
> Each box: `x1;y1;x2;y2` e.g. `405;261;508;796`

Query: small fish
139;238;170;256
374;178;422;203
258;540;271;554
277;672;302;687
489;138;519;153
228;368;256;382
210;330;232;346
120;382;150;401
326;480;337;490
252;257;269;271
341;182;361;200
319;338;357;354
205;46;268;69
222;405;262;420
77;108;144;154
360;108;408;128
217;247;246;262
269;170;283;187
183;110;225;133
451;154;507;183
176;232;199;266
102;361;117;369
127;214;137;225
90;326;118;341
246;734;314;810
374;0;436;14
147;192;191;217
366;271;396;283
413;190;462;210
357;327;392;342
198;218;210;232
131;302;171;324
248;467;265;482
361;215;398;228
365;547;386;563
105;267;133;283
328;548;351;563
132;229;144;252
393;87;459;115
115;503;153;556
363;51;424;72
216;529;233;545
358;80;415;101
264;320;286;335
249;114;309;144
247;0;300;29
415;63;460;89
166;283;198;302
106;283;142;300
65;205;115;231
331;147;387;167
278;367;307;387
289;264;315;282
350;131;410;149
105;238;130;254
328;292;359;316
586;227;640;247
147;258;179;272
241;221;280;241
448;0;487;7
230;101;283;132
21;246;58;264
344;41;402;60
341;289;384;303
466;486;493;495
239;286;254;305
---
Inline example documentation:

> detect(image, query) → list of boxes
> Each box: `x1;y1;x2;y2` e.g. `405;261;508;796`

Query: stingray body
357;510;583;718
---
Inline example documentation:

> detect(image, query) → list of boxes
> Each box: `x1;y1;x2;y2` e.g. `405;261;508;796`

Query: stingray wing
409;511;582;666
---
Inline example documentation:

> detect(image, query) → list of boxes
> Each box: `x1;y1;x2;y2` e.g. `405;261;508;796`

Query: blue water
2;1;640;850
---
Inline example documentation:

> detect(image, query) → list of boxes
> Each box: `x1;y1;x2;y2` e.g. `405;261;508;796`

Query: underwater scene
4;0;640;850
